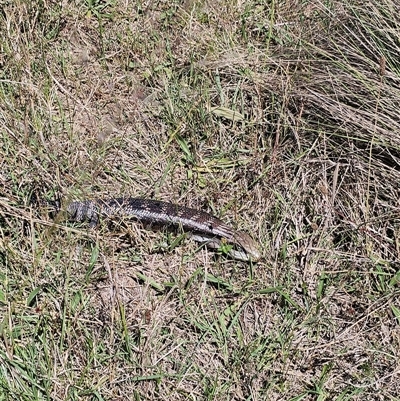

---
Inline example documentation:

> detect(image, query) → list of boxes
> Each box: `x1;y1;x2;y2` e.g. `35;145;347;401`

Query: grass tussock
1;0;400;399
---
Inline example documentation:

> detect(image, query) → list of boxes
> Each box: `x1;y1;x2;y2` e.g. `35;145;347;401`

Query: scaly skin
54;197;261;262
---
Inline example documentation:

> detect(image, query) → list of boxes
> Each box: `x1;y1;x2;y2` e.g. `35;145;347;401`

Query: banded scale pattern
55;197;260;261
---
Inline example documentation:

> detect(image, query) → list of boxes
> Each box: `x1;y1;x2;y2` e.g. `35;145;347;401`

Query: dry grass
1;0;400;399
